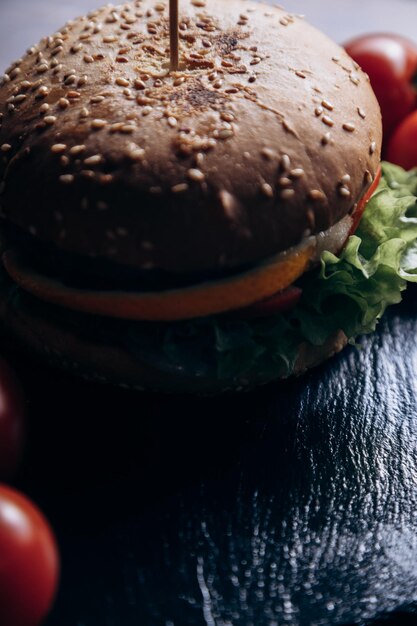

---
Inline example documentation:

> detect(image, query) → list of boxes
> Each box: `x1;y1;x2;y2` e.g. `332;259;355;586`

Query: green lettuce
128;163;417;383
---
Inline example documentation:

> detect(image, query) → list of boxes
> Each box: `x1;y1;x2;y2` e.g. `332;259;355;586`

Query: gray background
0;0;416;71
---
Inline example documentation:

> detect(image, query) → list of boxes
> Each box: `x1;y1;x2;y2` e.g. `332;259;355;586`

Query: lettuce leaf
128;163;417;383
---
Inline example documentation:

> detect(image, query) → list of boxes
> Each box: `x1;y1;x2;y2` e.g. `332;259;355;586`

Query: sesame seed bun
0;0;381;275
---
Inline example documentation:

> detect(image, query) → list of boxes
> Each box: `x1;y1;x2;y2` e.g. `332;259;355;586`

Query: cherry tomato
0;358;26;478
344;34;417;142
0;485;59;626
387;110;417;170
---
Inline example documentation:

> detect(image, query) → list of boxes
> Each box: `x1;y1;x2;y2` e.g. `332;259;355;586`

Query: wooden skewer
169;0;179;71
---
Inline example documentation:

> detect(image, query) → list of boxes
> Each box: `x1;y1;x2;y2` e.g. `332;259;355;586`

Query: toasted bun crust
0;0;381;274
0;274;347;393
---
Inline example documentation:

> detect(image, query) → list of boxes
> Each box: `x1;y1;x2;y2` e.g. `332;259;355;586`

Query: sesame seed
142;106;153;116
103;35;118;43
37;63;49;74
78;76;88;87
218;128;234;139
251;58;262;66
14;94;27;103
278;177;292;188
84;55;94;64
248;75;257;83
59;98;70;109
370;142;377;155
1;144;11;153
20;80;32;90
339;186;351;197
71;43;83;53
90;95;105;104
116;77;130;87
341;174;351;184
220;111;235;123
172;183;189;193
67;91;81;99
167;117;177;128
60;156;69;167
70;145;86;156
280;154;291;171
10;68;22;79
173;76;185;86
106;11;119;23
91;119;108;129
110;123;124;133
321;133;331;145
188;168;205;182
36;86;49;98
322;100;334;111
290;168;305;179
191;0;206;6
80;107;90;118
315;107;323;117
81;170;95;179
280;189;295;200
84;155;103;166
65;75;78;86
295;70;306;78
120;125;136;134
59;174;74;184
44;116;57;125
357;107;366;119
39;103;50;114
213;79;223;89
127;146;146;161
343;123;356;132
350;74;360;86
261;183;274;198
309;189;326;201
322;116;334;127
365;170;373;185
261;147;277;160
116;56;129;63
51;144;67;153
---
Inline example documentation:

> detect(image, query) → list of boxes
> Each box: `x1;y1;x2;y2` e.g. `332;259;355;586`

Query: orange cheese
3;241;314;321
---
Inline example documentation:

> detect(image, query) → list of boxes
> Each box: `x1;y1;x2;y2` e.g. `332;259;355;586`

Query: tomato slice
348;167;382;238
232;286;302;320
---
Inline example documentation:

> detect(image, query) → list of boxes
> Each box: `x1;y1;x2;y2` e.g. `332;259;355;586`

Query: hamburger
0;0;416;393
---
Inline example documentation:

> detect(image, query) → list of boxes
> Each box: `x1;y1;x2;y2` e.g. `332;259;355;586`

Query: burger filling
2;162;417;382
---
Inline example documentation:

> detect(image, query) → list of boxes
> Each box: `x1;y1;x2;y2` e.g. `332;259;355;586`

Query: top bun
0;0;382;274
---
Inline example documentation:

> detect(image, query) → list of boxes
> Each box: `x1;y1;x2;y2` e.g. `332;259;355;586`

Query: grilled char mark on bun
0;0;382;300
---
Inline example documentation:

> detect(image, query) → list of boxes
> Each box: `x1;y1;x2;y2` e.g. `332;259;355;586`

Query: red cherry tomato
387;110;417;170
0;358;26;478
344;34;417;142
0;485;59;626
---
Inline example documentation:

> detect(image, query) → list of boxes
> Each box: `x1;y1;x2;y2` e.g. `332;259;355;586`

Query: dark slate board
8;286;417;626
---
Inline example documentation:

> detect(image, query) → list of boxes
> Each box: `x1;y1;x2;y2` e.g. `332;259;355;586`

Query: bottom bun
0;272;347;394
